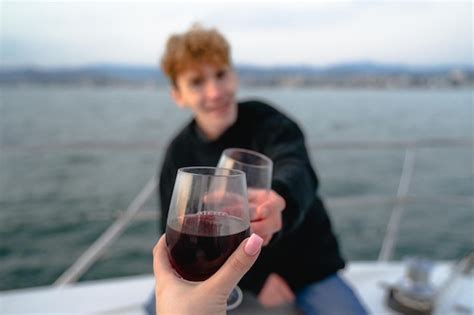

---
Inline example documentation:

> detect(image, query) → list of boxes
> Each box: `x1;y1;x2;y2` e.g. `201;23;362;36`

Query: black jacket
158;100;345;294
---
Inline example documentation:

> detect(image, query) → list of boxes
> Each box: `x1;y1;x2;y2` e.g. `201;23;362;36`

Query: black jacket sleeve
258;113;319;244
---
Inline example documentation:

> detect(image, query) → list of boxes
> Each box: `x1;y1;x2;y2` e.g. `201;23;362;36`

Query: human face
172;63;238;140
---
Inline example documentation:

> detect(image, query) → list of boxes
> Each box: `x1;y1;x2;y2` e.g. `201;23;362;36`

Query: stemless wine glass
165;167;250;309
217;148;272;310
218;148;273;218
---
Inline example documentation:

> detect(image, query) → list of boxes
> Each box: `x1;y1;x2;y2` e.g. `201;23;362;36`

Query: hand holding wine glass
218;148;285;245
154;233;263;315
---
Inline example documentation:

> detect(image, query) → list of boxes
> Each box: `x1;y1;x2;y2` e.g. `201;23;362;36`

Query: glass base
226;286;243;311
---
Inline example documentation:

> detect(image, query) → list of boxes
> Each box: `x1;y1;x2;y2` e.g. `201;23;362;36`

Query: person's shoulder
238;98;298;127
238;99;288;119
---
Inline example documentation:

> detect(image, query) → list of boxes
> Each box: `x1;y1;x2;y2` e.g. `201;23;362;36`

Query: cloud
1;1;472;66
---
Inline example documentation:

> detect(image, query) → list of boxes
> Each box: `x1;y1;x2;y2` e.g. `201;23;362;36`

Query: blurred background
1;0;473;291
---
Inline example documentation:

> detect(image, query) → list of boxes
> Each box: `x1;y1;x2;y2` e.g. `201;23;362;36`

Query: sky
1;0;473;67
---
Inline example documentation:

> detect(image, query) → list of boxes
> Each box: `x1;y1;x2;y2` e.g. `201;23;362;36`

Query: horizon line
2;60;473;71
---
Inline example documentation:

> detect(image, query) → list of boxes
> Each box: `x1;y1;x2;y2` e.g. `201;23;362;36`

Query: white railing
54;177;157;287
378;145;417;261
53;138;473;285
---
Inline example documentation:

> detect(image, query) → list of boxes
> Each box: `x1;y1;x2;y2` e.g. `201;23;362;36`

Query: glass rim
222;148;272;169
177;166;246;178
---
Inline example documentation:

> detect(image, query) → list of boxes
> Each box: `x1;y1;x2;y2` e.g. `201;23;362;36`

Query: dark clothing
158;99;345;294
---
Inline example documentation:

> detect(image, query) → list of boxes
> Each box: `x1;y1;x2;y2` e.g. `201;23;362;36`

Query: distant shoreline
1;81;471;90
1;62;472;89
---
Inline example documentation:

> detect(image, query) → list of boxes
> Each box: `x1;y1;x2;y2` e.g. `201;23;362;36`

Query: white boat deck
2;261;472;314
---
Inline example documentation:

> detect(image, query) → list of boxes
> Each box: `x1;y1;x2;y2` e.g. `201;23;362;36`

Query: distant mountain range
1;62;473;88
237;62;473;75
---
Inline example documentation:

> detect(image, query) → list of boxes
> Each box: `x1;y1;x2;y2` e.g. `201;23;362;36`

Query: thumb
205;233;263;295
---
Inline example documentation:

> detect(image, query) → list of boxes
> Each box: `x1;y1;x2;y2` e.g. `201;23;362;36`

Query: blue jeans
145;274;367;315
295;274;368;315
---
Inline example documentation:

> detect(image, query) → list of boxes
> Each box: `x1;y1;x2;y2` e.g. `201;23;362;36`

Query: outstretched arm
259;114;318;244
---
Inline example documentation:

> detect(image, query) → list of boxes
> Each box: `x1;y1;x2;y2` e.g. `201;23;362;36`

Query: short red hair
160;24;232;84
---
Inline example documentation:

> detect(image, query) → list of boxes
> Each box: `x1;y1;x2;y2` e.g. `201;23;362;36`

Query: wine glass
165;167;250;309
217;148;273;309
218;148;273;219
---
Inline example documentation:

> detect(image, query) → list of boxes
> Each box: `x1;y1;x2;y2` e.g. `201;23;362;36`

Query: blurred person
153;233;263;315
148;24;367;314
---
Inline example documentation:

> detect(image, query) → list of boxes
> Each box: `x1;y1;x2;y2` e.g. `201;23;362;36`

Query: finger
249;226;269;243
281;285;296;301
252;192;285;222
258;274;295;307
252;234;270;246
204;233;263;295
249;203;260;221
251;215;282;236
248;188;268;204
260;191;286;213
258;284;281;307
271;274;295;301
246;188;263;202
152;235;174;283
253;205;270;221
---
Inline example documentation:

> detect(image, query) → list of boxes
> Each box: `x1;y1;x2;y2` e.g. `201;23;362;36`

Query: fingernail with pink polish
244;233;263;256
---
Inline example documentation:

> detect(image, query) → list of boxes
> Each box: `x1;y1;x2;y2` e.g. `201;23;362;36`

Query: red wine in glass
166;211;250;281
